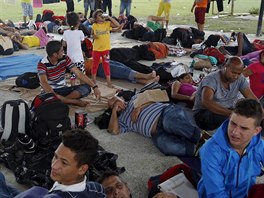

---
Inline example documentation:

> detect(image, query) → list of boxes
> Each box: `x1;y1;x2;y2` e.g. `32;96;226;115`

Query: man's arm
191;0;196;12
39;74;56;94
70;67;101;99
240;87;258;100
106;16;121;28
201;86;232;117
108;107;120;135
108;98;127;134
243;67;254;78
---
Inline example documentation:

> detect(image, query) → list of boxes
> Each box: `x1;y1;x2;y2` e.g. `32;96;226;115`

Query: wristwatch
92;85;98;90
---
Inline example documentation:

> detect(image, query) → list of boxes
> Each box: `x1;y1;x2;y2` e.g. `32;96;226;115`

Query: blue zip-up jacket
198;120;264;198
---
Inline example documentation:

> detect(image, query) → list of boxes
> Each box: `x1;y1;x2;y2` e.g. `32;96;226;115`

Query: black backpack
123;15;137;30
88;146;125;181
15;72;40;89
0;99;35;156
30;93;71;146
1;100;31;143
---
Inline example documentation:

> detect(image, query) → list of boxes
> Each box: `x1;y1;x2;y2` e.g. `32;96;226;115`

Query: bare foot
145;75;160;84
146;70;157;79
107;83;115;88
153;75;160;82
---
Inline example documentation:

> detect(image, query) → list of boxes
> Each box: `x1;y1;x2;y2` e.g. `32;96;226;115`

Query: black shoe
18;135;36;154
194;130;211;156
230;32;236;42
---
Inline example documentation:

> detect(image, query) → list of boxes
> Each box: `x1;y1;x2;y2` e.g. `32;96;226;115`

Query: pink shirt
247;62;264;98
178;83;197;96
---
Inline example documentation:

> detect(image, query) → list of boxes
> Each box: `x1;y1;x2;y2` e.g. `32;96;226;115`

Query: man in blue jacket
198;98;264;198
0;129;106;198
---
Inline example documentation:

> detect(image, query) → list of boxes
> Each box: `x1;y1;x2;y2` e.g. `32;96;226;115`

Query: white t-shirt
63;29;85;63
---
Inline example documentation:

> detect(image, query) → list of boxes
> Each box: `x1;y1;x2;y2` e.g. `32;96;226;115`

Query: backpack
30;93;71;146
15;72;40;89
203;34;221;48
170;28;194;48
1;100;31;143
88;146;125;181
253;39;264;51
203;47;226;64
123;15;137;30
0;35;14;55
82;38;93;58
42;9;54;22
0;100;34;155
147;163;201;198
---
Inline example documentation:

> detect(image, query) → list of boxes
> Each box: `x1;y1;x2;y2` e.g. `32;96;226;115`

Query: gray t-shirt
193;70;249;113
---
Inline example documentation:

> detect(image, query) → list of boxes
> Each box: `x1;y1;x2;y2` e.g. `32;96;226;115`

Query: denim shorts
54;84;91;98
21;2;33;17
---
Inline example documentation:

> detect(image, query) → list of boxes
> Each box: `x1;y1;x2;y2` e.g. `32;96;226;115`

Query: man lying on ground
107;84;201;157
98;170;177;198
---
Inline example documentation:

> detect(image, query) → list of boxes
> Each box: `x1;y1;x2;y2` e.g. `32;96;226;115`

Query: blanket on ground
0;54;43;80
0;78;117;114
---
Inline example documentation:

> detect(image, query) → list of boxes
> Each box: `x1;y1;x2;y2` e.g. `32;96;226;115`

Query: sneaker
27;20;36;30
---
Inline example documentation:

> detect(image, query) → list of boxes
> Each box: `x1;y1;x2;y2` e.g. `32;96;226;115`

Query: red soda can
75;110;87;129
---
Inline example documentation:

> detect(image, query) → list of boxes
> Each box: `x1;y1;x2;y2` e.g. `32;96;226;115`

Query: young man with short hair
98;171;177;198
98;171;131;198
0;129;106;197
38;40;101;107
198;98;264;198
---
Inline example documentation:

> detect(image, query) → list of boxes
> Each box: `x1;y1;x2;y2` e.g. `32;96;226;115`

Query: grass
0;0;262;34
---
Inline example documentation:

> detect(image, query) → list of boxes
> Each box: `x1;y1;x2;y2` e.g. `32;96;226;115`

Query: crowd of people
1;0;264;197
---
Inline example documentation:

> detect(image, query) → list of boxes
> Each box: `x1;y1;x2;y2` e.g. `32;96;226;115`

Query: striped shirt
118;97;168;137
37;55;75;89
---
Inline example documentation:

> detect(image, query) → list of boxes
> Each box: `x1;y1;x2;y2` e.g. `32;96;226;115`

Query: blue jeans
152;104;201;156
102;0;112;16
0;172;20;198
97;60;136;82
224;33;253;56
54;84;91;98
119;1;131;16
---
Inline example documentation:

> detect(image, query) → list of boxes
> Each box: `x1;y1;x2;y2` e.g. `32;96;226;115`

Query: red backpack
42;9;54;22
203;47;226;64
147;163;201;198
82;38;93;58
253;39;264;51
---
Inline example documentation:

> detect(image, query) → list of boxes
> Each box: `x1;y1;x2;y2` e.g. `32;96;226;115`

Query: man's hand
153;192;178;198
93;87;101;100
113;100;126;112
